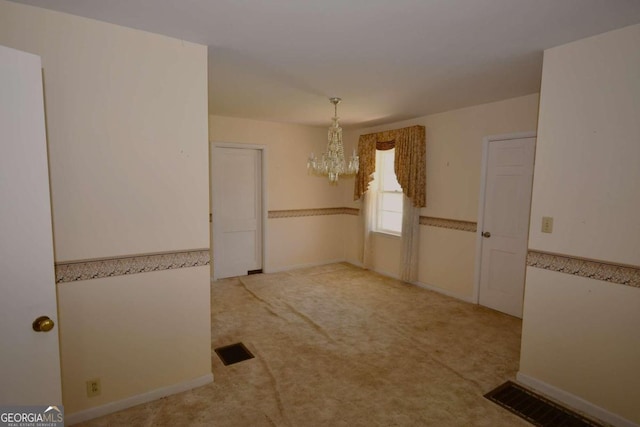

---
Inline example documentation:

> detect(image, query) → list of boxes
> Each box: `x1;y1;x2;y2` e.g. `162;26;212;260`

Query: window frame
374;148;403;236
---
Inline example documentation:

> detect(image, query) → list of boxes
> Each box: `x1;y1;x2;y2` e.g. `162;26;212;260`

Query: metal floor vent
485;381;604;427
214;342;255;366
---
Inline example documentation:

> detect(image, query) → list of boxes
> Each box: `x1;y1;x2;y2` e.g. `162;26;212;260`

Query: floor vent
484;381;604;427
214;342;255;366
247;269;263;275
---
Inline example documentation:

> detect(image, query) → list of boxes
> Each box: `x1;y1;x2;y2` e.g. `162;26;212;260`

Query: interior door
478;136;535;318
212;146;263;279
0;45;62;404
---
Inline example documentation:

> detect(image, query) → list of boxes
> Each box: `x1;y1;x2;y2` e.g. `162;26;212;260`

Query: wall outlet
541;216;554;233
86;378;101;397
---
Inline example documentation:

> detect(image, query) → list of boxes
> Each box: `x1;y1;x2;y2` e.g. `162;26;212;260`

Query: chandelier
307;97;359;184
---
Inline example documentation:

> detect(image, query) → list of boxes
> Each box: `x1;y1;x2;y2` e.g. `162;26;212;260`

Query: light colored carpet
78;263;528;426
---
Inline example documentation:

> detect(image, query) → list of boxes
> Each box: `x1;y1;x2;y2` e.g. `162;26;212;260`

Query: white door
212;146;263;279
478;136;535;318
0;45;62;404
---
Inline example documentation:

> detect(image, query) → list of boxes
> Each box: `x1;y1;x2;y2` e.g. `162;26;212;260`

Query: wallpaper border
55;249;210;283
419;216;477;233
527;250;640;288
268;207;359;218
268;208;478;234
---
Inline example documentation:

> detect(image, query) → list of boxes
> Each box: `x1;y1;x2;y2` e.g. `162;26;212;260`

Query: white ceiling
10;0;640;127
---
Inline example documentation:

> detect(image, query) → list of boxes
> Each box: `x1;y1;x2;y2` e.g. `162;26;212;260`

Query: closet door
212;145;263;279
478;136;535;318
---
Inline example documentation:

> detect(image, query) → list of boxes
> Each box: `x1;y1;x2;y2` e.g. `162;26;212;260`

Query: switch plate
541;216;553;233
86;378;101;397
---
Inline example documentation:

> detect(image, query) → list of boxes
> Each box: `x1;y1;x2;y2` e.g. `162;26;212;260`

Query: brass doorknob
482;231;491;238
32;316;55;332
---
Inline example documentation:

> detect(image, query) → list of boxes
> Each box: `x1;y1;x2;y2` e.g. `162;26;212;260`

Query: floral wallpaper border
527;250;640;288
419;216;477;233
55;249;210;283
268;207;359;218
268;208;478;234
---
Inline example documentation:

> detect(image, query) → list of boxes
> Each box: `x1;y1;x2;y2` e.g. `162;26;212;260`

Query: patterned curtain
394;126;426;208
354;133;377;202
354;125;426;207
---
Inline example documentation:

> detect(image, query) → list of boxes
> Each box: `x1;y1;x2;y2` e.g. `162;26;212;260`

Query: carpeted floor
78;263;529;426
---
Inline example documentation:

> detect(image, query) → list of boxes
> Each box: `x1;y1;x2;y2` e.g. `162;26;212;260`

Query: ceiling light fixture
307;97;359;184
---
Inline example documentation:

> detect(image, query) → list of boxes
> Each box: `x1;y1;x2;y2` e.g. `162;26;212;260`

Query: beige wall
0;1;209;261
57;268;211;413
528;26;640;265
346;94;540;300
520;23;640;425
0;0;211;417
209;115;353;271
268;216;348;271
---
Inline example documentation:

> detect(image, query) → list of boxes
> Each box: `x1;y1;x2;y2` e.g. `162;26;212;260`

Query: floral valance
354;125;426;207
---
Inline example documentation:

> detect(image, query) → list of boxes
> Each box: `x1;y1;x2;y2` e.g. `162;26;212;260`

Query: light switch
541;216;553;233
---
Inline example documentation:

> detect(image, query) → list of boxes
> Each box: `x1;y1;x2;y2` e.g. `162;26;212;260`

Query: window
375;148;403;235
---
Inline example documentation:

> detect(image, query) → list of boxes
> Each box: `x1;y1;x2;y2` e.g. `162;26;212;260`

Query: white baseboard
214;261;476;307
346;259;363;268
516;372;638;427
66;373;214;425
368;267;401;281
411;280;475;304
211;259;348;281
364;268;475;304
265;258;347;274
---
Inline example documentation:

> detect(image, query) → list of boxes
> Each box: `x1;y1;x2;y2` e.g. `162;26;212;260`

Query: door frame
210;142;268;281
472;131;536;304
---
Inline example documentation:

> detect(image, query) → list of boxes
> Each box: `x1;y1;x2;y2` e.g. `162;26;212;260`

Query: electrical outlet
86;378;101;397
541;216;554;233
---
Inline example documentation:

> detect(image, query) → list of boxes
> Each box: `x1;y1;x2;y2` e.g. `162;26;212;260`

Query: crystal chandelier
307;97;359;184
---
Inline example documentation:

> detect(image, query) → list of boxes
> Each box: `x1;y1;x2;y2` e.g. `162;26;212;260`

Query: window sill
372;230;401;239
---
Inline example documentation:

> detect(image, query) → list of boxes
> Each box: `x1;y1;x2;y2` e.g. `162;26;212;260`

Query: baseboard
345;259;363;268
66;373;214;425
212;259;362;280
213;261;475;307
265;258;347;274
411;280;475;304
365;269;475;304
369;268;401;281
516;372;638;427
